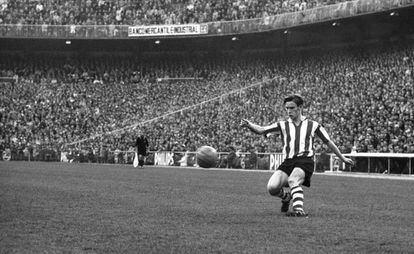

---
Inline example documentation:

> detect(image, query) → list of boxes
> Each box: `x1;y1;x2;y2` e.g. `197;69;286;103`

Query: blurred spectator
226;146;238;168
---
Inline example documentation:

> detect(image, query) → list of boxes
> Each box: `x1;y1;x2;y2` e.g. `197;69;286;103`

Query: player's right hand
240;119;250;128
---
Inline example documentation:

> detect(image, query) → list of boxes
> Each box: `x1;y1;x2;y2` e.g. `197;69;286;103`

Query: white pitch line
107;163;414;181
316;171;414;181
148;165;414;181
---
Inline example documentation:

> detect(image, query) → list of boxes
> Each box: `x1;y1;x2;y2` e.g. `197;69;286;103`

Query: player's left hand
343;157;355;166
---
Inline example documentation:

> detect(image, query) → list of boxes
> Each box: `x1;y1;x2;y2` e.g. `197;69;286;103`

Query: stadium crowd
0;0;349;25
1;42;413;166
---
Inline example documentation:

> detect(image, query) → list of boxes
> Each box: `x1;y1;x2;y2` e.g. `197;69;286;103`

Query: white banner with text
269;153;284;170
128;24;208;37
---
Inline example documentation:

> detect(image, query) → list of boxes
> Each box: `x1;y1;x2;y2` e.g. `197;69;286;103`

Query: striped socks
290;185;305;212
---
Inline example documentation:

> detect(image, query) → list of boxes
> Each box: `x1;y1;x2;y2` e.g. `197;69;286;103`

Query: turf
1;162;413;253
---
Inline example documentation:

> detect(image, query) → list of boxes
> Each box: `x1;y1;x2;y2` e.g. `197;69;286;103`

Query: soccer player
135;130;149;168
241;94;354;217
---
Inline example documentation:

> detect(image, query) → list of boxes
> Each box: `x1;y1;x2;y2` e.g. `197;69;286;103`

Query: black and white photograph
1;0;413;253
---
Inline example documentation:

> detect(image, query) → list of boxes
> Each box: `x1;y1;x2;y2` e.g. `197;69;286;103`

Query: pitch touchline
148;165;414;181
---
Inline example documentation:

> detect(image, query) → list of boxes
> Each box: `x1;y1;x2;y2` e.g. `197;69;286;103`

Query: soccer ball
196;146;218;168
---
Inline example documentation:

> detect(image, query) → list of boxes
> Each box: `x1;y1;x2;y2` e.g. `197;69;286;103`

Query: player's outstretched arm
240;119;267;135
326;140;355;166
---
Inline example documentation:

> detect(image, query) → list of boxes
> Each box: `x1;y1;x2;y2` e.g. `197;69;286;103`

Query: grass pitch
1;162;413;253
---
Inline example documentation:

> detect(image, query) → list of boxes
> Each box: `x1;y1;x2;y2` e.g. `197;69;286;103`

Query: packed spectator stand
0;0;413;171
1;42;413;162
1;0;348;26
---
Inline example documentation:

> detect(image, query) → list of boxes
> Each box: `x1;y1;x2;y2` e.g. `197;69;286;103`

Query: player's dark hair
283;94;304;107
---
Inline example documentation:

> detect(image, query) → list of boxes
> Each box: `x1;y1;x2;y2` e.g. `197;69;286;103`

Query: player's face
284;101;301;120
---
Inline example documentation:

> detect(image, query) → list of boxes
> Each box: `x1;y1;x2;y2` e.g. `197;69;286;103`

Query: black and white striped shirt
264;116;331;160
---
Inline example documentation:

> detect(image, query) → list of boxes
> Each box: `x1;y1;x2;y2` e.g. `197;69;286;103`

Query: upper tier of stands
0;0;349;25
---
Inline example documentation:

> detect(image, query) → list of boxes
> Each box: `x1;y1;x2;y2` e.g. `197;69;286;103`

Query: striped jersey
264;116;331;160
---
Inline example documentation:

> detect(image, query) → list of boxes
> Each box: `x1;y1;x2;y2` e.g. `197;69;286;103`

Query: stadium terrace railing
0;0;412;39
58;150;278;170
4;148;414;175
330;153;414;175
59;150;413;175
147;151;414;175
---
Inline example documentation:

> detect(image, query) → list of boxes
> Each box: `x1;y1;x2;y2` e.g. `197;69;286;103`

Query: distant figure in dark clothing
135;130;149;168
